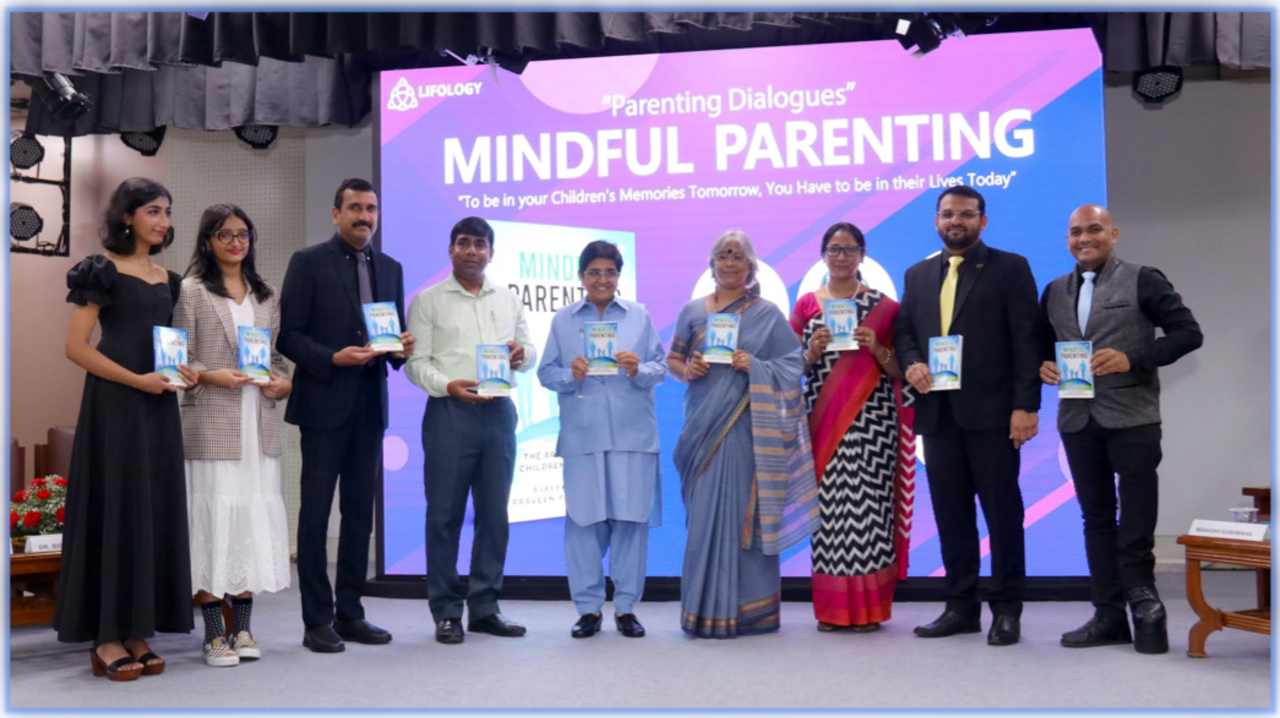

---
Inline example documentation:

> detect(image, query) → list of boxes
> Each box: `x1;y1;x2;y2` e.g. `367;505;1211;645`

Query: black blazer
278;235;407;430
894;240;1041;435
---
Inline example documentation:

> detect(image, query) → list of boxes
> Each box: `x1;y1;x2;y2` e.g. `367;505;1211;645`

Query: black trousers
1060;417;1162;619
422;396;517;623
923;398;1025;618
296;371;384;628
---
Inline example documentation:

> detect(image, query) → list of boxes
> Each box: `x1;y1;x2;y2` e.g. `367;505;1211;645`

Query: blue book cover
362;302;403;352
823;299;858;351
1055;341;1095;399
704;313;740;364
152;326;188;387
237;326;272;386
476;344;512;396
584;322;619;376
927;335;963;391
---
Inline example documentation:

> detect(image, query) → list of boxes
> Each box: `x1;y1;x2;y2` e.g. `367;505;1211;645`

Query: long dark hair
101;177;175;256
184;203;273;302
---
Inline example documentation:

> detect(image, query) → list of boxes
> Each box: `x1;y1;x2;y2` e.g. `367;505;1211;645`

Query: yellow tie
939;255;964;335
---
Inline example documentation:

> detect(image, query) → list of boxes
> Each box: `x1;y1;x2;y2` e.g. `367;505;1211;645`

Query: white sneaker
202;636;240;667
229;630;261;660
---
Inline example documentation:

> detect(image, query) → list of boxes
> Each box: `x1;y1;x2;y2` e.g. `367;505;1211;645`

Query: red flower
13;490;27;503
35;489;51;501
30;478;46;488
9;512;17;531
53;478;67;487
22;511;41;528
55;508;65;523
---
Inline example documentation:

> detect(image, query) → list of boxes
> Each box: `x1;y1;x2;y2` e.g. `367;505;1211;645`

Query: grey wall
1101;73;1271;545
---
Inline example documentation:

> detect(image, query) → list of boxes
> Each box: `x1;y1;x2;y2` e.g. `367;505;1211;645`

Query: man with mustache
1039;205;1202;654
278;178;415;653
894;186;1041;646
405;216;537;644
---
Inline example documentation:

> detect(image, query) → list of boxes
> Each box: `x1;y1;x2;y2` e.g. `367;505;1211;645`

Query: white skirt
185;386;291;596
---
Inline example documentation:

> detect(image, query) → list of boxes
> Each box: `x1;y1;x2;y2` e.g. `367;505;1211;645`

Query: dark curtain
11;11;1271;136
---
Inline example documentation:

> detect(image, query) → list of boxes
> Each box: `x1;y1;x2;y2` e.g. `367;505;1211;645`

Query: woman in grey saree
667;231;821;638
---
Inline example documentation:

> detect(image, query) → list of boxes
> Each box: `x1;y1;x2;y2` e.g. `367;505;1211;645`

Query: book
927;335;963;391
1055;341;1095;399
153;326;188;388
362;302;404;352
703;313;740;365
584;321;619;376
237;326;272;386
476;344;513;396
823;299;859;351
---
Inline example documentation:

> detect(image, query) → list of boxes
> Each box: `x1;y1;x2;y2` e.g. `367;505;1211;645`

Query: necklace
713;287;746;312
825;278;862;301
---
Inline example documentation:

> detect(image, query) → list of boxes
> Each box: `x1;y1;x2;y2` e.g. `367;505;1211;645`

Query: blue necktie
1078;270;1096;335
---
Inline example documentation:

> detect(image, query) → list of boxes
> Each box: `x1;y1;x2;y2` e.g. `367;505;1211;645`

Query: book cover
476;344;513;396
704;313;740;364
584;322;619;376
927;335;963;391
363;302;404;352
1055;341;1095;399
823;299;859;351
153;326;188;388
237;326;272;386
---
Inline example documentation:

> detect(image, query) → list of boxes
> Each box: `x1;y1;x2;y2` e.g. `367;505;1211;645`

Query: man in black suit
278;178;416;653
894;186;1041;646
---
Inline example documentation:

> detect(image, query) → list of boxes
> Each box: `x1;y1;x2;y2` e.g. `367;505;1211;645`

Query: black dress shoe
1126;586;1169;655
615;613;646;638
435;619;465;645
334;618;393;644
571;612;603;638
913;610;981;638
987;615;1021;646
468;612;527;637
302;624;346;653
1061;614;1133;648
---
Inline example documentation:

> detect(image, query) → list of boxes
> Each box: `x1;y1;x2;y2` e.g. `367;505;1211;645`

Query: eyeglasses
825;245;862;258
214;230;252;244
715;253;748;265
937;210;982;221
584;269;619;280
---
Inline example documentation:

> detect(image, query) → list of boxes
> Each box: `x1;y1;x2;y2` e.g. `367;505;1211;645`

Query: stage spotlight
10;203;45;241
234;124;278;150
120;127;167;157
1133;66;1183;104
10;131;45;170
28;73;92;123
893;14;943;57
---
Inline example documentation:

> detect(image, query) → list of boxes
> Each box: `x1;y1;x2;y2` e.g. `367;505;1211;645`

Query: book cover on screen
153;326;188;388
1055;341;1095;399
476;344;512;396
928;335;963;391
363;302;403;352
824;299;859;351
584;322;619;376
238;326;272;386
704;313;740;364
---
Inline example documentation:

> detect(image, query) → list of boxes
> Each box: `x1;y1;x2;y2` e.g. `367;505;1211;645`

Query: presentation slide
378;29;1105;579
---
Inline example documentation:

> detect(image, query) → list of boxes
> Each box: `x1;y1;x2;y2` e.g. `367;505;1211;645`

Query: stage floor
8;569;1269;709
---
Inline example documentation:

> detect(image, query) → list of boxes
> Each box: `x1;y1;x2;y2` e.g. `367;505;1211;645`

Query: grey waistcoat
1046;256;1160;432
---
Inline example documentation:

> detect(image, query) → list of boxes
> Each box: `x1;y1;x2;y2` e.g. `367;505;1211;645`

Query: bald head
1067;204;1118;271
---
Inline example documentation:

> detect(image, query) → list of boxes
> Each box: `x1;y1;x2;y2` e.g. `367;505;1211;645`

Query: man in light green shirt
405;217;536;645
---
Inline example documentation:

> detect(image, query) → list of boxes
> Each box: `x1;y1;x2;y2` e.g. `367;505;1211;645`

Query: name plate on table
1188;520;1269;542
25;533;62;554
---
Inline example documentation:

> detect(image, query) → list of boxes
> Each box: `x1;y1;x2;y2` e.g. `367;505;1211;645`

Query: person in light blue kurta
537;241;667;639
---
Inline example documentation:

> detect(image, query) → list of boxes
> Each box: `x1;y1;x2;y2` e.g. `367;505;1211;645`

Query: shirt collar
1075;254;1119;282
443;271;494;296
332;234;373;260
941;239;988;269
572;296;628;316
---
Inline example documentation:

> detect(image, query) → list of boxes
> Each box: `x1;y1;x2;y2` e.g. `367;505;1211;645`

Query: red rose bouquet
10;475;68;538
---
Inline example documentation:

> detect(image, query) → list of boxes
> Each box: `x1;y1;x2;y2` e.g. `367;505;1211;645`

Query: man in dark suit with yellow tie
894;186;1041;646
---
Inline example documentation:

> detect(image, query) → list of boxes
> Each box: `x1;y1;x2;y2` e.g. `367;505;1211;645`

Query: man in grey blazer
1039;204;1203;654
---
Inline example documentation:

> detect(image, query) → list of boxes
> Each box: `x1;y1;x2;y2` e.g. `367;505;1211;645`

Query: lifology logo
387;76;484;112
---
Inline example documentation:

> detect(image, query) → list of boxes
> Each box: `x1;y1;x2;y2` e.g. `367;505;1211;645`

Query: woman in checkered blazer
173;204;292;667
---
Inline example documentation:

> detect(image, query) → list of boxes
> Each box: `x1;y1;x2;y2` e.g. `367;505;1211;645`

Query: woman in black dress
54;178;198;681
